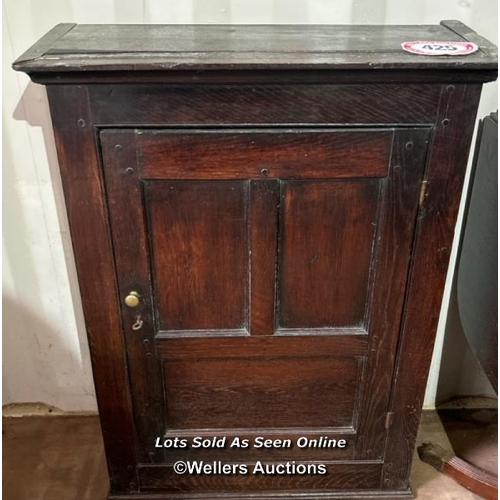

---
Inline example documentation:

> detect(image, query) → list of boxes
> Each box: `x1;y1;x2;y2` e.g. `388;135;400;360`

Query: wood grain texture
441;20;498;59
137;130;392;180
98;125;426;496
418;442;498;500
108;492;413;500
249;180;279;335
100;130;165;464
146;181;248;332
164;357;361;429
19;68;500;85
108;489;415;500
278;180;380;329
40;24;473;55
12;24;498;84
382;84;483;489
441;456;497;500
12;23;75;64
90;85;442;126
354;129;430;460
46;86;138;491
155;334;368;360
138;462;383;492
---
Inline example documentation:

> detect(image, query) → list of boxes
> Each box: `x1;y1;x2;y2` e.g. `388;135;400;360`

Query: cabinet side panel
382;84;483;489
354;128;430;461
46;85;138;492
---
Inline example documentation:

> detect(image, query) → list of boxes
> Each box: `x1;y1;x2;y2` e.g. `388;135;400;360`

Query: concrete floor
2;411;493;500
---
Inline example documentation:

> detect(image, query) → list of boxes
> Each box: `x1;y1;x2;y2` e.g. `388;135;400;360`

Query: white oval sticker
401;41;479;56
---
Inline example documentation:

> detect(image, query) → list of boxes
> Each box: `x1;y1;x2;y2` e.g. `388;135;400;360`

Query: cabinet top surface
13;21;498;83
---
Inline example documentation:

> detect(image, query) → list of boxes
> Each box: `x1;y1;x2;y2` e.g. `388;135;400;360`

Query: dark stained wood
418;442;498;500
90;85;442;125
355;129;430;460
100;131;165;464
138;130;392;180
108;492;413;500
278;180;380;329
16;21;497;500
164;356;361;430
146;181;248;332
19;68;500;85
102;125;425;496
135;125;426;493
138;462;383;492
249;180;279;335
45;86;138;491
155;334;368;359
13;23;76;64
441;20;498;59
12;23;498;85
40;24;474;56
382;84;484;490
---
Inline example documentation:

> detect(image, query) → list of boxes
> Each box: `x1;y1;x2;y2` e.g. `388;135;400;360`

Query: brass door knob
124;291;141;308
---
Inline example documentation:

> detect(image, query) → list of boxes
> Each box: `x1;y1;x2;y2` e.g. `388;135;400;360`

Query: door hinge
419;180;428;207
385;412;394;429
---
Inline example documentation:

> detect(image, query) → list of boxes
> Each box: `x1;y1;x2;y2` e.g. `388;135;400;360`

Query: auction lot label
401;41;479;56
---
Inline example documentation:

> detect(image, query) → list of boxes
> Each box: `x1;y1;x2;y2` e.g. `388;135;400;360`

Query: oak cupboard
14;21;497;499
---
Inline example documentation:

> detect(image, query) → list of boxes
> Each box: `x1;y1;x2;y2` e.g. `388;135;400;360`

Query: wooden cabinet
14;22;497;499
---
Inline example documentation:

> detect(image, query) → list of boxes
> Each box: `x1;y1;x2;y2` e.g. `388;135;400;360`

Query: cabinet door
101;128;429;493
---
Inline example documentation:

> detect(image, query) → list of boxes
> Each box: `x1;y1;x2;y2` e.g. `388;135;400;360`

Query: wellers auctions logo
173;460;327;476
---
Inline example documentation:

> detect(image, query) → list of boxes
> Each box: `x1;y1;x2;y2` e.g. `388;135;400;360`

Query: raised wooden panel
145;181;248;332
155;334;368;359
278;181;380;329
138;130;392;179
163;356;362;429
